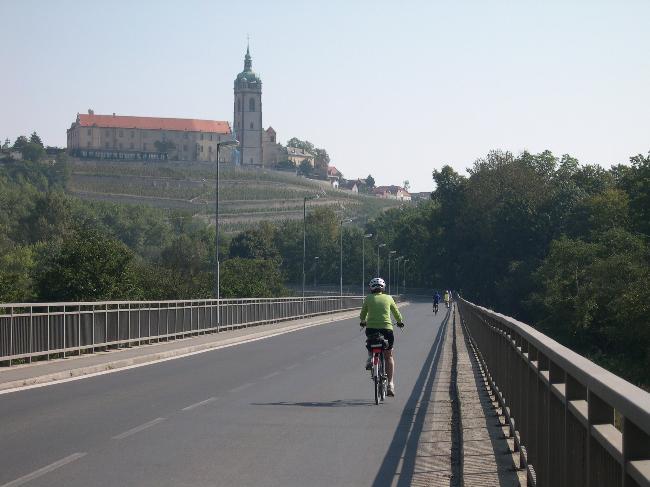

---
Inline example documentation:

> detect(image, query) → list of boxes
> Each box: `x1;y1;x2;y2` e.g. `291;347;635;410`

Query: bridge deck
0;303;524;486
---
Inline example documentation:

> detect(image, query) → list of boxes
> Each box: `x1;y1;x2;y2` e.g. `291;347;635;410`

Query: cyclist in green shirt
360;277;404;396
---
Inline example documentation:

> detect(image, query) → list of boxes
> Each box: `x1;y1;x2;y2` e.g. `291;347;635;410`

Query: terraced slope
67;159;404;232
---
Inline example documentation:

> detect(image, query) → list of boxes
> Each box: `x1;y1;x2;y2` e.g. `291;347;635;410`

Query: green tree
229;222;280;261
12;136;28;150
29;132;44;147
365;174;375;189
220;258;286;297
0;245;36;302
297;160;312;177
21;142;46;162
286;138;314;154
36;229;140;301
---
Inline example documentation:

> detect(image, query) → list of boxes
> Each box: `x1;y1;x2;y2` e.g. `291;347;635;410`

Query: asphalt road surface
0;302;451;487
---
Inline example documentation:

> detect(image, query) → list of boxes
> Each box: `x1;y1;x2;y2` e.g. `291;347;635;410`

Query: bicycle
366;331;389;405
433;302;439;314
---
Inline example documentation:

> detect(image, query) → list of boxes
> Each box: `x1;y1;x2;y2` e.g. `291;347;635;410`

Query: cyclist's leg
384;330;395;391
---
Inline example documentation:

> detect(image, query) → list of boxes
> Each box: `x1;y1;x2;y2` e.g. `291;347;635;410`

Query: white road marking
261;371;281;380
0;452;87;487
112;417;165;440
229;382;254;393
0;311;363;396
284;363;299;370
182;397;217;411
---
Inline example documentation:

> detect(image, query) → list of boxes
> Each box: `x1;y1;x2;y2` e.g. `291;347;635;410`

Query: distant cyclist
433;290;441;313
360;277;404;397
443;290;451;308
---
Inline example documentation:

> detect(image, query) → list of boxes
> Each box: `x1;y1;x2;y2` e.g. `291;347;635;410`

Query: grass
67;158;406;231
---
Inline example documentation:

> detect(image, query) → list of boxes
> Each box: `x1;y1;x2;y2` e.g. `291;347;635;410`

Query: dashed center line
112;417;166;440
0;452;87;487
284;363;299;370
182;397;217;411
229;382;254;393
262;371;281;380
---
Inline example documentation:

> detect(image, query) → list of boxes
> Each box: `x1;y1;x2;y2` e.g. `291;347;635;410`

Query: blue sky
2;0;649;191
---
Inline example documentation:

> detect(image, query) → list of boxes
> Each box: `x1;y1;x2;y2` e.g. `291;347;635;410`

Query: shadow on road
251;399;374;407
371;311;450;487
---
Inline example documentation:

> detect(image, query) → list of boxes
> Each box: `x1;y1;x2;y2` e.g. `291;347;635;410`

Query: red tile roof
77;113;231;134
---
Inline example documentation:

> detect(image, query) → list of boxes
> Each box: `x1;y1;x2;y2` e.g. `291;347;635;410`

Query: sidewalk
0;309;360;393
404;305;524;486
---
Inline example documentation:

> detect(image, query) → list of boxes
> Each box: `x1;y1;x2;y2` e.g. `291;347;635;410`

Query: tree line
368;150;649;388
1;135;647;387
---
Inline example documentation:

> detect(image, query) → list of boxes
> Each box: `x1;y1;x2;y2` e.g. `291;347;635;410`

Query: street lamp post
388;250;396;294
377;243;386;276
313;256;320;288
214;139;239;313
362;233;373;296
302;195;318;313
402;258;410;294
395;256;403;295
339;218;352;296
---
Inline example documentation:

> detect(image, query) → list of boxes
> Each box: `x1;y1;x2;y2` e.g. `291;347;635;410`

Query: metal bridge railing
0;296;363;366
457;298;650;487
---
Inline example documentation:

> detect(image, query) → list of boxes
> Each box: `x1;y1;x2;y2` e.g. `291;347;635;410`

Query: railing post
29;306;33;363
622;418;650;487
9;306;13;366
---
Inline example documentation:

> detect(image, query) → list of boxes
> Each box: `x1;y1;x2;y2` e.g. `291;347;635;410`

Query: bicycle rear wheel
379;355;386;402
374;376;379;405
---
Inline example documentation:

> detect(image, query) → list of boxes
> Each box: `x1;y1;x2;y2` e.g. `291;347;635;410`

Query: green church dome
234;46;262;88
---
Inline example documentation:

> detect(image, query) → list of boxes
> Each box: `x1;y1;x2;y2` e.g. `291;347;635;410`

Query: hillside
66;159;405;232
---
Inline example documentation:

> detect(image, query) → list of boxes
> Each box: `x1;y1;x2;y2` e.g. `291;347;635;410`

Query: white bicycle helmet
369;277;386;291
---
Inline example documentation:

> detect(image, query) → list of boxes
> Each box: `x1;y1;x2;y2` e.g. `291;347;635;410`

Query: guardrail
0;296;363;366
457;298;650;487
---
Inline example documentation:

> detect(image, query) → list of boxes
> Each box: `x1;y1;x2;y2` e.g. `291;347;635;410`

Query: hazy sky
2;0;649;191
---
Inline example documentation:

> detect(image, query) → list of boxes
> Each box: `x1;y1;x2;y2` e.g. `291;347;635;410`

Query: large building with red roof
67;111;233;162
67;47;278;167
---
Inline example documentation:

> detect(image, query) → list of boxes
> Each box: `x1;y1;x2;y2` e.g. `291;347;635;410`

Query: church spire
244;42;252;71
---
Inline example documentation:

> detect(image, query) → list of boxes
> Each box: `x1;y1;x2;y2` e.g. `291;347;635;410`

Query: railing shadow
371;310;450;487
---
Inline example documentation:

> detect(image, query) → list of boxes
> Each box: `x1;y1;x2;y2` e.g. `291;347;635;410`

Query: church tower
233;45;263;166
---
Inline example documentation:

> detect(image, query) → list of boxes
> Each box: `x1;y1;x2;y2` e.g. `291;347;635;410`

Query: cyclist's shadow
251;399;374;407
371;313;449;487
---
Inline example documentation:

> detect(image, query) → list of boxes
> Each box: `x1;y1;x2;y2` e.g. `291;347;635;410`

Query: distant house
410;191;432;201
339;180;359;193
262;127;287;166
372;185;412;201
327;166;342;188
287;146;315;167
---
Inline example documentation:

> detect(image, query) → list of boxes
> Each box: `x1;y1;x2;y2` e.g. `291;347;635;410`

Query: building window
119;130;123;137
184;133;188;139
209;134;213;141
105;142;109;148
130;143;134;149
209;146;212;152
250;122;254;129
237;99;241;111
249;98;255;111
143;143;147;150
200;133;204;140
183;144;187;151
250;158;253;164
131;131;135;138
87;141;91;147
87;129;91;136
119;143;122;149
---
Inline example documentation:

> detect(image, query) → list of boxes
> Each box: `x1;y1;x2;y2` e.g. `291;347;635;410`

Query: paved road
0;302;451;487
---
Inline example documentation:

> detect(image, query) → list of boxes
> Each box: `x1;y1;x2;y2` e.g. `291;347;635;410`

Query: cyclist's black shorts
365;328;394;350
